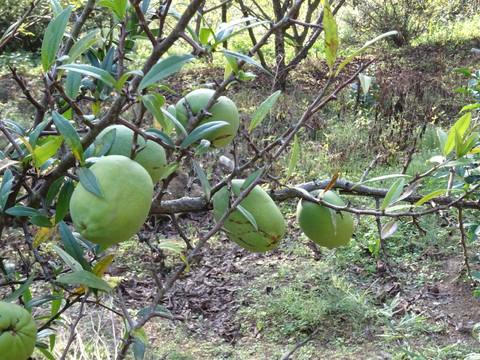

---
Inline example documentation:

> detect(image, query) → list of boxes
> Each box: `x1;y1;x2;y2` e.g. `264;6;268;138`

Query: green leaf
33;136;63;167
223;52;239;75
199;27;213;45
145;129;175;148
414;189;448;208
286;134;299;181
462;132;479;156
195;139;211;155
161;108;187;136
138;54;195;90
59;221;91;270
459;103;480;113
30;215;54;227
436;129;448;152
52;111;84;164
141;93;168;130
55;181;74;224
380;178;405;210
29;121;50;148
56;269;112;292
92;128;115;157
41;6;72;72
193;160;211;200
237;205;258;231
25;295;63;310
49;0;63;16
351;174;410;189
161;162;181;179
65;71;82;99
220;49;273;76
444;112;471;155
58;64;119;90
4;274;35;302
53;245;83;272
157;240;189;271
45;177;65;208
323;0;338;73
335;30;398;77
118;70;144;89
249;90;281;132
6;206;43;217
66;29;100;65
98;0;127;19
211;19;270;50
0;169;14;211
78;166;103;197
180;121;229;149
241;167;265;190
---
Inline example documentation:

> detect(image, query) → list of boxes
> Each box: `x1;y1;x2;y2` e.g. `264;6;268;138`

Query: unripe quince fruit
94;125;168;183
296;190;354;248
70;155;154;246
175;89;239;148
0;302;37;360
212;179;286;252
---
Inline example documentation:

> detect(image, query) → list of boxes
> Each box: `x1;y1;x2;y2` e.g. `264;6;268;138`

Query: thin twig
458;208;471;279
280;326;322;360
60;294;89;360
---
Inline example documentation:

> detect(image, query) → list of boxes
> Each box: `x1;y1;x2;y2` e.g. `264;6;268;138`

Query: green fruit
175;89;239;148
0;302;37;360
70;155;154;246
212;179;286;252
296;190;354;248
94;125;168;183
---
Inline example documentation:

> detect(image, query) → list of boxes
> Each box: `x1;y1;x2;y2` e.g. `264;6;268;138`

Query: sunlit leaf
180;121;229;149
381;221;398;239
138;54;194;90
323;0;338;73
380;178;405;210
237;205;258;231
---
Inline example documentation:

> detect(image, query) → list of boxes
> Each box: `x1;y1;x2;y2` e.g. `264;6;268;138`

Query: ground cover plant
0;0;480;359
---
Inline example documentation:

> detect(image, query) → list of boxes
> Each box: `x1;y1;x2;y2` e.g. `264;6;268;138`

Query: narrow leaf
180;121;229;149
25;295;63;310
59;64;119;90
78;167;103;197
242;167;265;190
53;245;83;272
381;221;398;239
6;206;43;217
444;112;471;155
52;111;84;164
286;134;299;181
41;6;72;72
220;49;273;76
141;93;168;130
323;0;338;73
414;189;448;207
33;136;63;167
30;215;54;227
380;178;405;210
5;274;35;302
250;91;281;132
66;29;100;65
351;174;410;189
145;129;175;148
335;31;397;77
193;160;211;200
237;205;258;231
139;54;194;90
59;221;91;271
65;71;82;99
56;269;112;293
161;108;187;137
